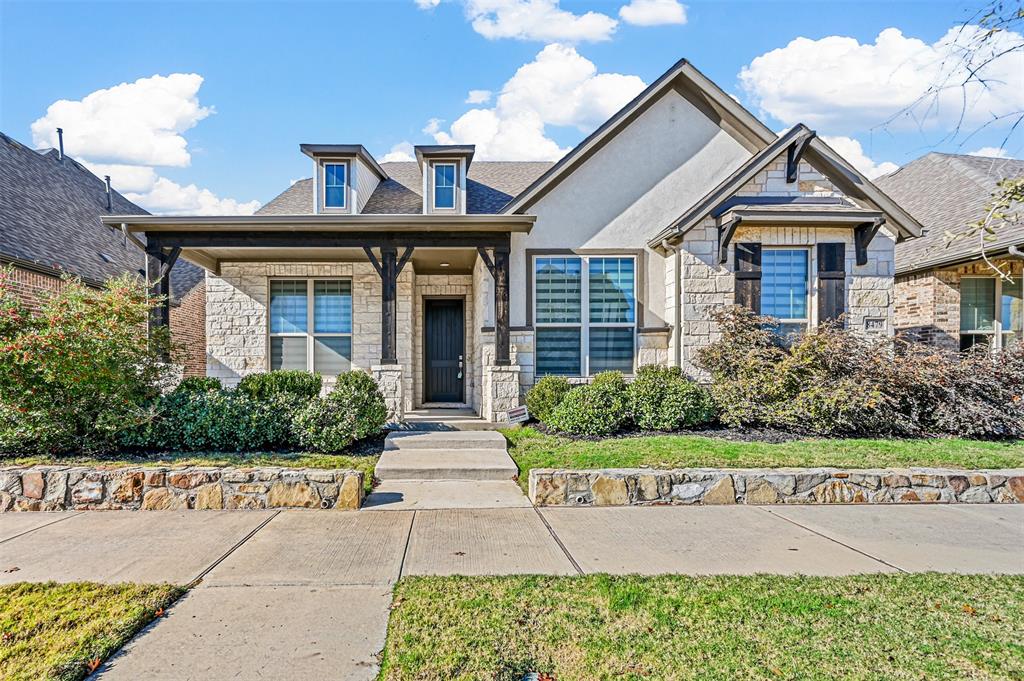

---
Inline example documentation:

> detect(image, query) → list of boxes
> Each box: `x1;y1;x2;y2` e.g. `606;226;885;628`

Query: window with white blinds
534;255;636;376
269;279;352;374
960;276;1023;351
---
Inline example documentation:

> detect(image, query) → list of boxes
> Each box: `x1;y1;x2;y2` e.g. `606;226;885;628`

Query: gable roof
647;125;924;251
0;131;203;301
257;161;554;216
501;58;777;215
875;152;1024;275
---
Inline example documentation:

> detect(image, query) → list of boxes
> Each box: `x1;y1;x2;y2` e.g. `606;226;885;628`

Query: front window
269;279;352;374
761;248;809;338
324;163;346;208
961;276;1023;351
534;255;636;376
433;163;456;210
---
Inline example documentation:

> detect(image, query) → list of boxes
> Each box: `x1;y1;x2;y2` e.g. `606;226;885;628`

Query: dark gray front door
424;299;464;402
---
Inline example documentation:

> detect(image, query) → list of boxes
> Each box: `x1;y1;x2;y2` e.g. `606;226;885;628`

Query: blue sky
2;0;1020;214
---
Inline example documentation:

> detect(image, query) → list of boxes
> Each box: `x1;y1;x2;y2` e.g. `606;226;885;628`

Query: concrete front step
374;449;518;482
383;431;507;451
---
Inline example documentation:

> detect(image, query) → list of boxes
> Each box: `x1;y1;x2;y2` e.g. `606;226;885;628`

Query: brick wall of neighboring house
171;278;207;377
4;263;206;376
894;258;1023;350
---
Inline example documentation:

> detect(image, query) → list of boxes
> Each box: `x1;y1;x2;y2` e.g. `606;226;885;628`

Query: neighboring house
0;131;207;375
106;59;922;422
877;153;1024;351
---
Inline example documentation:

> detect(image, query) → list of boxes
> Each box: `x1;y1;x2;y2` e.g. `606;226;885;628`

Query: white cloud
30;73;258;215
422;118;444;135
31;73;211;167
821;135;899;179
427;43;646;160
463;0;618;43
381;141;416;162
619;0;686;26
465;89;493;104
739;26;1024;135
415;0;440;7
967;146;1010;159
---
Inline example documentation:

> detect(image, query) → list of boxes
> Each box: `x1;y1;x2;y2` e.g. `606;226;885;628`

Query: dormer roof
298;143;388;180
414;144;475;171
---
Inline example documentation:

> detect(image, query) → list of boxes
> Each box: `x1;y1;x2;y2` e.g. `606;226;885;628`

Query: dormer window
324;163;347;208
433;162;456;210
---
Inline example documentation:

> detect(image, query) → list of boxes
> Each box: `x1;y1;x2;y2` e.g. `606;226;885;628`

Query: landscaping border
0;465;364;511
529;468;1024;506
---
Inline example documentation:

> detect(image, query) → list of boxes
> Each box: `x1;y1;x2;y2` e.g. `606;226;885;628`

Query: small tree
0;269;173;455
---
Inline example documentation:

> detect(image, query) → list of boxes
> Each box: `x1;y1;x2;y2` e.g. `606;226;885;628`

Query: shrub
627;365;716;431
237;370;322;401
174;376;222;394
0;271;172;455
547;371;629;436
525;375;573;423
292;370;387;452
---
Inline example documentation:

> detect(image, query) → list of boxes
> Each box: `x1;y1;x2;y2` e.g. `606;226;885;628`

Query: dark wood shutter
734;243;762;313
817;243;846;324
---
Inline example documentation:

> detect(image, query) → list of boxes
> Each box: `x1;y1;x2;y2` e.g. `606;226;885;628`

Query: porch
104;214;535;422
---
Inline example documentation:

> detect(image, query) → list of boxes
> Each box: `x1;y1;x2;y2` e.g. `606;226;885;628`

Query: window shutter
734;243;762;313
817;243;846;324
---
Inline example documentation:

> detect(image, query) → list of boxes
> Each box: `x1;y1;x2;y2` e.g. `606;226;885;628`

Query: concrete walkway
1;505;1020;679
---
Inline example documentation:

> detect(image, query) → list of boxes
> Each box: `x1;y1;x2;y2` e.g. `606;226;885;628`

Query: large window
761;248;809;337
433;163;456;210
534;255;636;376
961;276;1023;351
269;279;352;374
323;163;346;208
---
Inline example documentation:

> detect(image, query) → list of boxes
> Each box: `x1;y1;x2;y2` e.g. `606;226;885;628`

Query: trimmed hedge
547;371;629;436
525;376;573;423
627;365;716;431
293;371;388;452
237;370;322;401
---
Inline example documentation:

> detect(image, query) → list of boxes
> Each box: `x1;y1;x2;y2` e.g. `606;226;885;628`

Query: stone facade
481;364;522;422
675;158;897;377
413;274;475;408
530;467;1024;506
0;465;364;511
372;365;405;422
894;259;1023;351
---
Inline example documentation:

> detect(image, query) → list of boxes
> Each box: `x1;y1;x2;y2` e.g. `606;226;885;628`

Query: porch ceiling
194;246;478;274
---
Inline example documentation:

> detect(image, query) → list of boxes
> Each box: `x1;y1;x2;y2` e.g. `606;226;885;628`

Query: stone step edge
0;465;365;512
528;467;1024;506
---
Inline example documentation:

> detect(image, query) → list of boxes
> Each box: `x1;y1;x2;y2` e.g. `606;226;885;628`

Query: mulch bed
530;422;803;444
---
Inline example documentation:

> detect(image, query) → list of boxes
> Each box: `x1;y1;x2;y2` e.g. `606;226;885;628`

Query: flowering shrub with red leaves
697;306;1024;438
0;268;173;455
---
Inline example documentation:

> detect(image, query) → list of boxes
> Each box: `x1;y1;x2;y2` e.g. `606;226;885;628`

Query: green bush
547;371;629;436
525;375;573;423
0;270;172;455
627;365;716;431
292;370;387;452
174;376;222;394
237;370;322;401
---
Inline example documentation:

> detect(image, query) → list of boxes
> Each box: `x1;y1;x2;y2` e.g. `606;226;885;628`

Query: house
104;59;922;422
0;131;207;375
876;153;1024;351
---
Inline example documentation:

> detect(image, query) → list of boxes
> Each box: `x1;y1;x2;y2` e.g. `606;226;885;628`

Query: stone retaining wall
530;468;1024;506
0;466;364;512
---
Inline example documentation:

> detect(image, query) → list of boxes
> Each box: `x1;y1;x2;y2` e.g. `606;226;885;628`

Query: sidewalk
2;504;1021;679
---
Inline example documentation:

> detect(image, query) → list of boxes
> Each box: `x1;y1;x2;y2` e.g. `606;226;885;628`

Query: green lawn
0;582;183;681
504;427;1024;492
379;573;1024;681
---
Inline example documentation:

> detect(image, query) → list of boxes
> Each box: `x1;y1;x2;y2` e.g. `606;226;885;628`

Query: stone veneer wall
530;468;1024;506
206;262;414;411
0;466;364;511
894;259;1023;351
414;274;475;407
675;158;897;378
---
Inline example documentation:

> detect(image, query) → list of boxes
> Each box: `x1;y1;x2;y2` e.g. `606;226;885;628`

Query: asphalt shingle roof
256;161;555;216
875;152;1024;274
0;131;202;301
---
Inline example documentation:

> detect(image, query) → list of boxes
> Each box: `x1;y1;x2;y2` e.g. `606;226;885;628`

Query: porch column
379;246;398;364
144;237;179;360
493;246;511;366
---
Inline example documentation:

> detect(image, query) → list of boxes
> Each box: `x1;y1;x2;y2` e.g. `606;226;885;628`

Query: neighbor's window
433;163;456;210
269;279;352;374
761;248;809;338
324;163;346;208
961;276;1022;351
534;255;636;376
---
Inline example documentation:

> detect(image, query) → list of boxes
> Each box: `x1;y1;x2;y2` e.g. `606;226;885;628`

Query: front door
424;298;465;403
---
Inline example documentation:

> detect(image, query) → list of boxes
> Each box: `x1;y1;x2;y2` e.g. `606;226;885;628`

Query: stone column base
371;365;404;423
482;364;522;422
